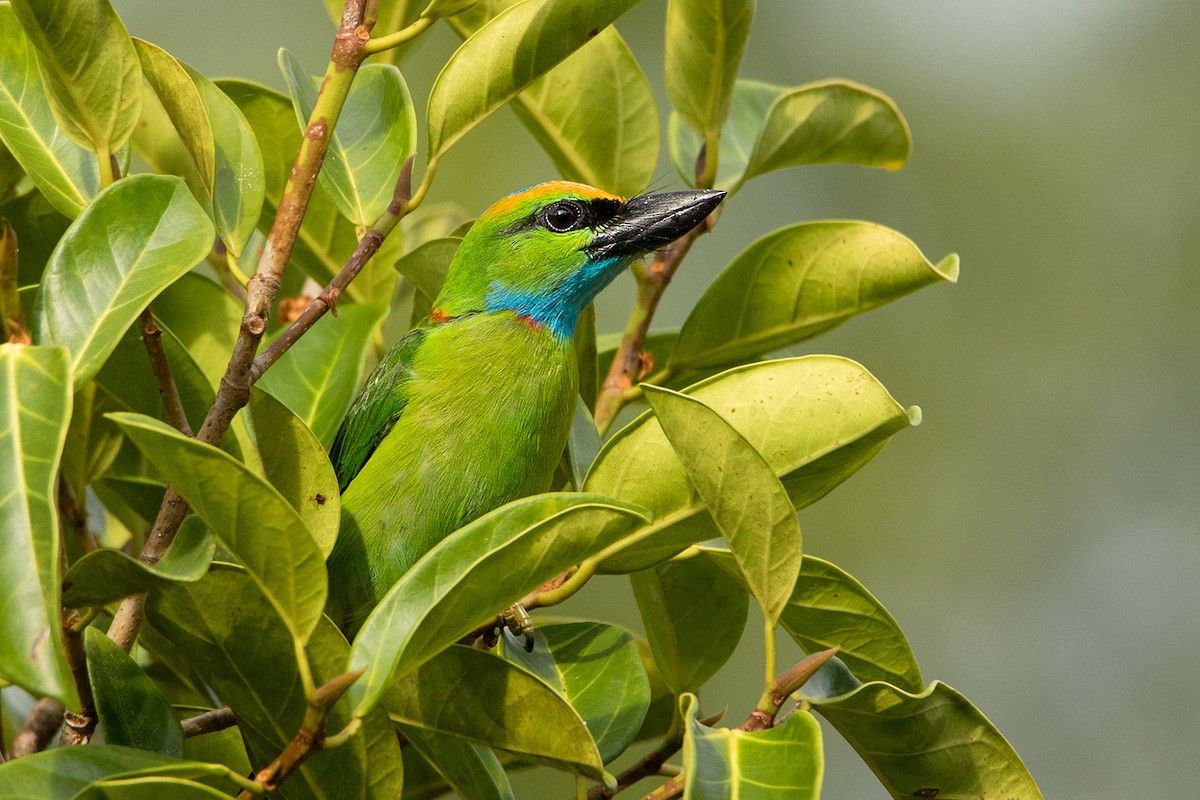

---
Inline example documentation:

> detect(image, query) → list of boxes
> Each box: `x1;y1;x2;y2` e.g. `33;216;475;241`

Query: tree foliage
0;0;1040;798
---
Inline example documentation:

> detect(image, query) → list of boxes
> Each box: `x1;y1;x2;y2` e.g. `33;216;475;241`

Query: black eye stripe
504;197;624;236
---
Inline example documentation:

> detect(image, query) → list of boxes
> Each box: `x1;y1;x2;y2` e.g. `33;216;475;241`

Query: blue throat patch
485;256;626;339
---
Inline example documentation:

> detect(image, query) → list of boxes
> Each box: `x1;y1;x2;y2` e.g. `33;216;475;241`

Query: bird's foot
501;603;536;652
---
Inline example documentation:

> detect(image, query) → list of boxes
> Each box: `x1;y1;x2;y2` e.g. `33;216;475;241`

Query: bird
325;180;725;634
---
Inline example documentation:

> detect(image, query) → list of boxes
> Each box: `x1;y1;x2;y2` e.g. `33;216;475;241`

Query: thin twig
0;220;30;344
8;698;63;758
139;309;193;436
588;735;683;800
182;706;238;738
58;610;96;746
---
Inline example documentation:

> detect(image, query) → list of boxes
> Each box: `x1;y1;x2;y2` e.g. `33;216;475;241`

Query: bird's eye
543;201;584;232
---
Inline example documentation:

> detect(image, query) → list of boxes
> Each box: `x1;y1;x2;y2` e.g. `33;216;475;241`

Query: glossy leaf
744;79;911;181
0;5;102;217
643;385;802;623
281;51;415;227
664;0;752;145
671;222;960;372
245;388;340;558
146;567;402;800
0;343;75;707
398;727;514;800
667;79;783;192
348;493;650;716
84;627;184;756
386;644;606;781
680;693;823;800
426;0;644;161
806;680;1044;800
133;39;214;195
0;745;237;800
8;0;141;153
565;396;600;490
506;621;650;763
62;516;214;608
630;555;748;694
151;273;241;389
72;777;233;800
256;302;387;448
586;357;912;573
110;413;326;645
218;78;404;302
31;174;215;389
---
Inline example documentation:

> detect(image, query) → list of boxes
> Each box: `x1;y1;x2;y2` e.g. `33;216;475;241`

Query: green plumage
326;181;724;633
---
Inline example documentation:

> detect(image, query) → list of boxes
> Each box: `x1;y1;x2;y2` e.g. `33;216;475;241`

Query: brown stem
589;735;683;800
182;706;238;738
234;669;364;800
58;610;96;746
0;220;30;344
8;698;63;758
139;309;193;436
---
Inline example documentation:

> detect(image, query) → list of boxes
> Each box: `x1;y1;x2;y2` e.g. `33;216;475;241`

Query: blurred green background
111;1;1200;797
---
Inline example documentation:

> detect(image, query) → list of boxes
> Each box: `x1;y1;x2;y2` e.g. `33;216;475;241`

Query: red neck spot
517;313;544;331
429;307;450;323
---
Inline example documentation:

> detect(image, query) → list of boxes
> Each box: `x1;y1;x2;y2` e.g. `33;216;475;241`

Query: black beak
585;189;726;260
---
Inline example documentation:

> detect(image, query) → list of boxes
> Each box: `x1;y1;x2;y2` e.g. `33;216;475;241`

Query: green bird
326;181;724;633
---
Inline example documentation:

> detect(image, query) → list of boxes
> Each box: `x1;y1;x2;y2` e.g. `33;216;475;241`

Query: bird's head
431;181;726;339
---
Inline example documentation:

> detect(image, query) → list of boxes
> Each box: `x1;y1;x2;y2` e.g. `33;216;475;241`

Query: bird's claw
501;603;536;652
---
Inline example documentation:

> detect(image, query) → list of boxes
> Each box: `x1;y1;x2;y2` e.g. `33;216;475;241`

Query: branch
0;220;30;344
588;734;683;800
8;698;63;758
139;309;193;436
58;610;96;746
234;669;364;800
182;706;238;738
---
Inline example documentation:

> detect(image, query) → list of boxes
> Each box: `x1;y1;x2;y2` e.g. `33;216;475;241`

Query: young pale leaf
256;303;387;448
701;546;922;691
246;388;340;558
145;567;403;800
586;357;911;573
386;645;606;782
506;622;651;764
84;627;184;756
7;0;141;154
680;693;823;800
280;51;415;228
109;413;327;645
133;39;215;195
447;7;657;196
31;174;215;389
806;681;1044;800
218;78;404;302
664;0;753;150
62;516;214;607
0;746;238;799
667;80;783;192
630;555;749;694
642;385;802;623
348;493;650;717
397;727;514;800
744;79;911;181
0;5;102;217
670;222;959;372
72;778;234;800
426;0;644;161
0;344;76;707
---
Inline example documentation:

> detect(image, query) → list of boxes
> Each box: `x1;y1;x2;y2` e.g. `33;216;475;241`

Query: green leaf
667;79;783;192
744;79;912;181
62;516;214;607
642;385;802;623
565;395;600;490
0;5;102;217
8;0;142;154
422;0;479;18
0;745;237;800
132;39;214;194
110;413;326;646
397;728;514;800
806;681;1044;800
426;0;645;162
670;222;959;372
256;302;387;448
71;777;234;800
31;174;215;389
664;0;753;145
0;343;76;707
394;235;458;324
246;388;340;558
348;493;650;716
586;356;911;573
680;693;823;800
217;78;403;303
280;51;415;228
701;546;922;691
504;621;650;764
151;273;241;389
630;555;748;694
146;566;403;800
0;190;72;285
386;644;606;781
84;626;184;756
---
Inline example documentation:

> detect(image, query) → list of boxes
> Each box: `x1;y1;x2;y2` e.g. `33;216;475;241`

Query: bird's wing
329;327;428;491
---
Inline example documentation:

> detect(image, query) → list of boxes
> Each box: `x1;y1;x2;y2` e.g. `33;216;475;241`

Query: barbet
326;181;725;632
